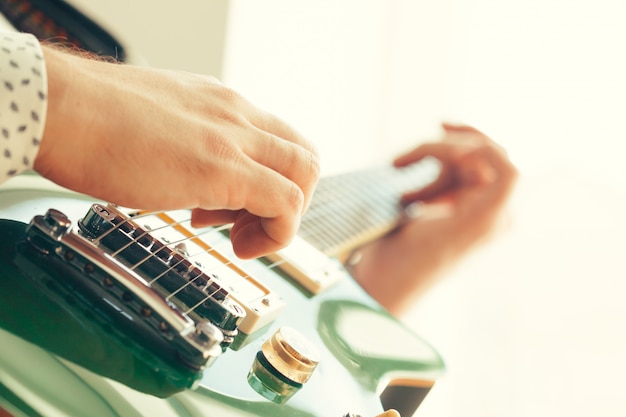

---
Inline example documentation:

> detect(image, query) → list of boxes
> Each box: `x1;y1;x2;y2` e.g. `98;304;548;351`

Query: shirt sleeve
0;31;48;183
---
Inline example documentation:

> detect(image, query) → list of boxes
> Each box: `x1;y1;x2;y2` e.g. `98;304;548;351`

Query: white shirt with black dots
0;31;47;183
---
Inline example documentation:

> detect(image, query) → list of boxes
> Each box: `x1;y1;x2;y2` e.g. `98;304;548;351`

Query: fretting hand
350;123;517;315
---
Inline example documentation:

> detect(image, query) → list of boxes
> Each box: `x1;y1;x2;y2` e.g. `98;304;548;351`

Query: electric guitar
0;160;444;417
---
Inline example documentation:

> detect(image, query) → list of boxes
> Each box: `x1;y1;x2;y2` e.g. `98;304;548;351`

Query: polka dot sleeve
0;31;47;183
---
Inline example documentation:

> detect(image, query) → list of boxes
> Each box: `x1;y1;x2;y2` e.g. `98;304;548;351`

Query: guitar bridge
19;206;240;372
77;204;246;346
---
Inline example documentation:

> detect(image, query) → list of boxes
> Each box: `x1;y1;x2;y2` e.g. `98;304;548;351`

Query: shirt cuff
0;31;48;182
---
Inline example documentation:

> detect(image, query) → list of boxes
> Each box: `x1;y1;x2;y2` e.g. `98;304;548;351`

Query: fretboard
298;158;440;257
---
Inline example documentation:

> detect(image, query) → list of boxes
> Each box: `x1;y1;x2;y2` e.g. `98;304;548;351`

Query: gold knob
247;326;321;404
261;326;320;384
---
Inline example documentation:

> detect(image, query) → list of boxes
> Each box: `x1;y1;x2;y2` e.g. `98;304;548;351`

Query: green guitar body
0;175;444;417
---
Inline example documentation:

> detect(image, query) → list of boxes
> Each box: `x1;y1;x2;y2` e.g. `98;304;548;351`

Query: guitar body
0;174;443;417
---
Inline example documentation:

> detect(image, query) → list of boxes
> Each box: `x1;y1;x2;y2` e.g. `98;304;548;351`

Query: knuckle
202;130;240;162
283;182;305;211
202;83;250;125
305;147;321;181
212;83;246;109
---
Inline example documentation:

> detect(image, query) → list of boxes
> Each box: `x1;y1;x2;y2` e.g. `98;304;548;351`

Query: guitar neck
298;158;439;258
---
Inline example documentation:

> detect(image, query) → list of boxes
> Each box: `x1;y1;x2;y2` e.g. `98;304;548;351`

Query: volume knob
247;326;320;404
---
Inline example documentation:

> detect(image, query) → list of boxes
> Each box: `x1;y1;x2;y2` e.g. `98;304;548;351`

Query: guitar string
165;268;218;303
116;218;238;288
179;255;284;316
104;211;288;312
185;289;222;316
76;207;229;312
86;208;241;304
97;162;423;251
111;216;193;257
297;165;423;252
96;166;404;283
89;207;235;279
140;224;230;283
100;209;287;281
96;164;425;302
91;209;240;306
76;164;430;323
98;163;417;263
130;218;288;314
121;219;227;271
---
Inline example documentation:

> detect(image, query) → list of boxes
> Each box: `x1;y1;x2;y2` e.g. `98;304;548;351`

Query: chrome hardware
40;208;72;239
77;203;246;347
24;208;226;369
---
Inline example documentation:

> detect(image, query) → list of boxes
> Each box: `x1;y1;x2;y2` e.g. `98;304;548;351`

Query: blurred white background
72;1;626;416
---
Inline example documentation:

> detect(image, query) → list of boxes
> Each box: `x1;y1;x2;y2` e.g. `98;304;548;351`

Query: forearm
349;226;456;316
34;44;105;186
37;44;77;152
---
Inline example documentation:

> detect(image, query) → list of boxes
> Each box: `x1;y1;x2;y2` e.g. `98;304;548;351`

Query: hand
35;46;320;259
349;123;517;315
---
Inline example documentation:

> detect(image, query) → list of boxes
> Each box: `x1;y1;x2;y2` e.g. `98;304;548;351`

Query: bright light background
223;1;626;416
69;1;626;416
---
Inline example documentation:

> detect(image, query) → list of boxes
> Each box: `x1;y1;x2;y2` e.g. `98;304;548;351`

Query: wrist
34;45;108;181
35;46;76;174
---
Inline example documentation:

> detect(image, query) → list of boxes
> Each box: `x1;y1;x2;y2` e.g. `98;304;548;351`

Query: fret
265;159;438;295
300;158;440;257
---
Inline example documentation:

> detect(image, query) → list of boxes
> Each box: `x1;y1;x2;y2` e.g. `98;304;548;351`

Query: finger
190;142;308;258
192;209;297;259
442;124;514;171
463;144;518;209
393;141;471;168
247;107;319;156
191;208;238;227
230;220;285;259
394;142;467;203
243;127;320;212
399;167;456;204
230;213;297;259
228;163;305;258
395;123;492;169
441;122;496;149
394;143;442;167
467;144;517;185
401;146;507;205
442;122;485;135
191;205;299;259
